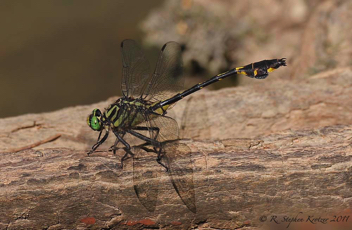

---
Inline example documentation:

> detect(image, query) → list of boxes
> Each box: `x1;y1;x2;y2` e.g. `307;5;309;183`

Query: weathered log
1;126;352;229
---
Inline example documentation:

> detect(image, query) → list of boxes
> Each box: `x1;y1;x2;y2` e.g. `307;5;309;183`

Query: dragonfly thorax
87;97;155;132
107;97;153;129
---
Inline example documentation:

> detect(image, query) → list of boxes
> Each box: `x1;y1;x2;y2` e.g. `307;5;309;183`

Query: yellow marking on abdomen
217;70;230;77
268;67;275;72
153;104;170;115
237;70;247;75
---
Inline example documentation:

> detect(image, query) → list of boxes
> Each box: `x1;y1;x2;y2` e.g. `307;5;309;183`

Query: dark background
0;0;163;118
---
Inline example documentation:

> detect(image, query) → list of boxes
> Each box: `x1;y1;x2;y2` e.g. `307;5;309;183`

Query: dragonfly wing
132;146;160;212
163;141;196;213
144;41;185;103
151;115;179;142
140;113;179;143
120;39;152;98
133;115;195;212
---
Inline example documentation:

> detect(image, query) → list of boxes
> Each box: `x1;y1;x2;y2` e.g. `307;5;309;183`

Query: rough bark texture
1;67;352;229
1;127;352;229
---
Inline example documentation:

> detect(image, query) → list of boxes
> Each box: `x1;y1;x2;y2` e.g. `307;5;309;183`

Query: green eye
87;109;102;131
90;116;101;130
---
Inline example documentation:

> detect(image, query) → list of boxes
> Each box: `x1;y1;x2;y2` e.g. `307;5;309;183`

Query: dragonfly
86;39;286;212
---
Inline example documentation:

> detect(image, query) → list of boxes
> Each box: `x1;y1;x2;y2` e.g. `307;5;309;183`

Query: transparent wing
151;115;179;142
162;141;196;213
132;146;160;212
121;39;151;98
143;41;185;103
128;113;178;212
128;113;194;212
128;110;179;147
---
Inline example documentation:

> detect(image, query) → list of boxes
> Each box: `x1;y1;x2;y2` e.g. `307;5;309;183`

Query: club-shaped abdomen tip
279;58;287;66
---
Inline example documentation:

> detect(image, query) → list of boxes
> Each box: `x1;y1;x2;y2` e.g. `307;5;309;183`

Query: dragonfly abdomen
151;58;286;111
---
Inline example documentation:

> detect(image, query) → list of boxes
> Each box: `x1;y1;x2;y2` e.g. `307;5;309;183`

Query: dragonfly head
87;109;103;131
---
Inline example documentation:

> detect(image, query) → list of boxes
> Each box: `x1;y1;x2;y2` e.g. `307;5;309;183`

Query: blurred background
1;0;351;118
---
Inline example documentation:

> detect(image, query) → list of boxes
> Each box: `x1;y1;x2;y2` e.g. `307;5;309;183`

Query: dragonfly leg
87;130;109;155
127;129;168;170
109;131;126;154
131;126;160;140
157;147;169;172
112;130;133;168
127;129;161;147
109;138;119;154
121;147;134;168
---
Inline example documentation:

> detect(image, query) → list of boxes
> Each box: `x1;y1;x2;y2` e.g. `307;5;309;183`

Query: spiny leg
87;130;109;155
131;126;160;140
112;130;133;168
109;138;120;154
136;141;167;171
109;131;126;154
134;142;165;168
156;147;168;172
127;129;168;171
133;127;167;170
127;129;161;148
121;147;134;168
97;130;103;141
131;126;161;153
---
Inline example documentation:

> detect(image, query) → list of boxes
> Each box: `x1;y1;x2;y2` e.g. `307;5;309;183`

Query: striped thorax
87;97;171;132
